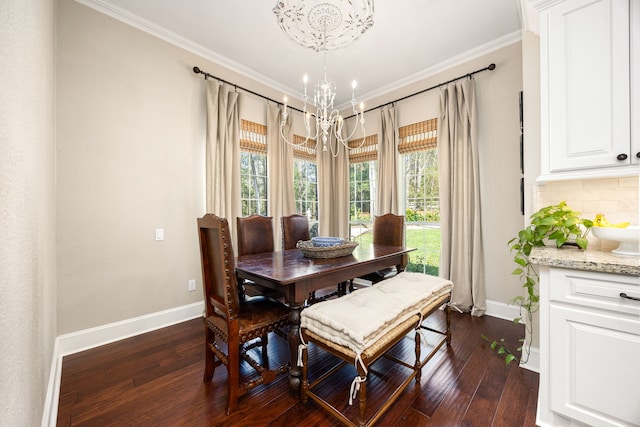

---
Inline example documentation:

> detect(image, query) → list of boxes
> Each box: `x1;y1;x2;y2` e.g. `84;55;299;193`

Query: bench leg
445;303;452;345
301;345;309;403
415;328;422;383
357;366;367;427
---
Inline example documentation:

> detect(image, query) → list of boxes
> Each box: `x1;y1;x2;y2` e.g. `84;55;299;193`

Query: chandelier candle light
273;0;374;156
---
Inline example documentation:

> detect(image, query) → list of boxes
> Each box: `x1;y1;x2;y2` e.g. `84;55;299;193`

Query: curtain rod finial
488;63;496;70
193;66;201;74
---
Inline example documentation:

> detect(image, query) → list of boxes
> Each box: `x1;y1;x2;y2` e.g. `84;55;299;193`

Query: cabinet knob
620;292;640;302
616;153;628;161
636;152;640;159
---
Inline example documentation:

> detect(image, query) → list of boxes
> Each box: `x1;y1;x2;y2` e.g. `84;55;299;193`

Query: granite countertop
530;246;640;276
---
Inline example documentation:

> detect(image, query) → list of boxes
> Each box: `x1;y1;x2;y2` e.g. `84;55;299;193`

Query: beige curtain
267;103;295;250
318;132;350;238
206;81;242;248
377;106;400;214
438;78;486;316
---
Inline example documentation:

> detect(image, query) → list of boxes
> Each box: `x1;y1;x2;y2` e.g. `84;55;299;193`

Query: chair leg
226;337;241;415
261;334;270;370
203;326;215;382
338;281;347;296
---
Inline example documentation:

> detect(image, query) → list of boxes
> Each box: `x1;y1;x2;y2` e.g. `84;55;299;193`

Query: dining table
235;243;415;397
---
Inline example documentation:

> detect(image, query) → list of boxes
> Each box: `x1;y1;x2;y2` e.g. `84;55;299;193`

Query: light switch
155;229;164;241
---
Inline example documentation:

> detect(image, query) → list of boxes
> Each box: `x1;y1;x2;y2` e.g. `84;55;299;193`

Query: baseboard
42;301;204;427
484;299;521;321
484;299;540;373
57;301;205;357
41;340;61;427
519;345;540;373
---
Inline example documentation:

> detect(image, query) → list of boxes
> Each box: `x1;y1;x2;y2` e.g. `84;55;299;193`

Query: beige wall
0;0;56;424
522;30;542;350
57;0;202;334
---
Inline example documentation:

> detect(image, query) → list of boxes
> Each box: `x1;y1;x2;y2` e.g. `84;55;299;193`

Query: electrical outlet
155;229;164;241
188;279;196;291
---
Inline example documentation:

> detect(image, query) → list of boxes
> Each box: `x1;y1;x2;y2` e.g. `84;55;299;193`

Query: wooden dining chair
197;214;290;415
281;214;310;250
236;214;284;300
281;214;347;303
351;213;405;291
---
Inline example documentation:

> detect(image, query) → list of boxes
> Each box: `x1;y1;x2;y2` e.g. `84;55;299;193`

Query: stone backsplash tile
534;175;639;250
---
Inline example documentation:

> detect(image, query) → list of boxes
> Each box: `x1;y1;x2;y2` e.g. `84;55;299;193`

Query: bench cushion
301;272;453;355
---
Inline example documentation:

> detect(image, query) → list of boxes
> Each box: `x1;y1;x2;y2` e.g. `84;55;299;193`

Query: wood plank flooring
57;310;539;426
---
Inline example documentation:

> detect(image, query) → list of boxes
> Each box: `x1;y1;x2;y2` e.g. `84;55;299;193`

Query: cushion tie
348;352;368;405
349;375;367;406
415;311;428;344
297;327;308;367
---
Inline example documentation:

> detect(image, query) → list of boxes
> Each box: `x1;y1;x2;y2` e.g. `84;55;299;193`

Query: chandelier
273;0;374;156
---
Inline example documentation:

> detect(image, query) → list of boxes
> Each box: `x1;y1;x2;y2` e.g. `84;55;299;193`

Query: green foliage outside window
240;152;268;216
349;162;376;222
293;159;318;221
405;208;440;222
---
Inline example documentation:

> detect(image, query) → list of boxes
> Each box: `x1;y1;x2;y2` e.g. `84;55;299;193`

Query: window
240;120;268;216
399;119;440;275
292;136;318;235
348;135;378;243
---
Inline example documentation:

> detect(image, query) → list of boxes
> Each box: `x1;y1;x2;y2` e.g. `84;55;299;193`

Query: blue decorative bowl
311;237;344;247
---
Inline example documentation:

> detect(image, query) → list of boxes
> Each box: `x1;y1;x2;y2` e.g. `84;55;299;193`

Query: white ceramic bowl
311;237;344;247
591;225;640;256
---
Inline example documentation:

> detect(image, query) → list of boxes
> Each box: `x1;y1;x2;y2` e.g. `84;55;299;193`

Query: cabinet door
550;303;640;426
546;0;630;172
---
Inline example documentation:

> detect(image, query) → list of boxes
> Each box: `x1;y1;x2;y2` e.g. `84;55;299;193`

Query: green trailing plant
483;201;593;364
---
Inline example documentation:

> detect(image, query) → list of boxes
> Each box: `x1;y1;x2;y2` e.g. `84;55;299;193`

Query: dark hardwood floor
57;310;539;426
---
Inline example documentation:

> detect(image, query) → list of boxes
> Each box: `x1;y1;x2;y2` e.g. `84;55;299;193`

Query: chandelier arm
280;117;318;148
354;115;368;149
333;112;365;148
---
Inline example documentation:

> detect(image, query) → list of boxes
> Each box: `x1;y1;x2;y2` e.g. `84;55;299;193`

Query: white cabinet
537;0;640;182
538;266;640;427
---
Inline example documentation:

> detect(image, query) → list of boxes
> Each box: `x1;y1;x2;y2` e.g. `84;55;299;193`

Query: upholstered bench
298;272;453;427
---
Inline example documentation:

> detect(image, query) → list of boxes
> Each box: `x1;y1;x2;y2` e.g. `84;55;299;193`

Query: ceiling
80;0;524;107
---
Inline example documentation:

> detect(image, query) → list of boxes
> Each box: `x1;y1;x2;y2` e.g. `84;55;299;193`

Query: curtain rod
192;66;305;114
193;63;496;118
344;63;496;120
